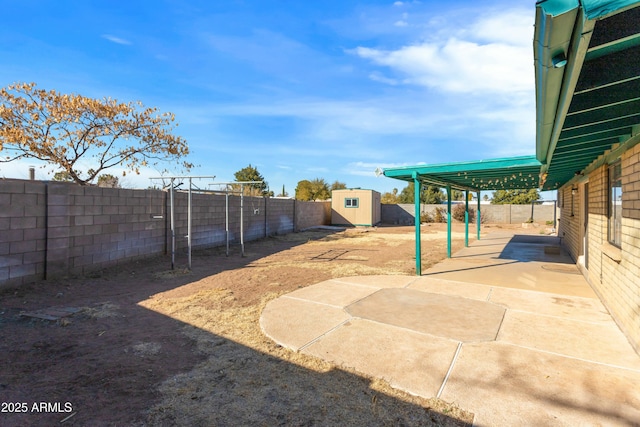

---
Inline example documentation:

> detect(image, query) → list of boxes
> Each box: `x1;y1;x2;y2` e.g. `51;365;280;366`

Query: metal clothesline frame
208;181;264;258
148;176;263;270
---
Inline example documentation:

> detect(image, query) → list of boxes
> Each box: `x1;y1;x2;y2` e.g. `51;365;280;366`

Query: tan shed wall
331;189;381;226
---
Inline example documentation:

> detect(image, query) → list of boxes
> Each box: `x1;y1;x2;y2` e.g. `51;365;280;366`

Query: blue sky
0;0;544;197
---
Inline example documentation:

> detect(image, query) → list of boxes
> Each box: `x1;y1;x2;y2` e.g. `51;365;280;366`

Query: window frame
344;198;359;208
607;159;622;248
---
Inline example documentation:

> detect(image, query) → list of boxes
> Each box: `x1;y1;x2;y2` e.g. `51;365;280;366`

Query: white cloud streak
102;34;132;45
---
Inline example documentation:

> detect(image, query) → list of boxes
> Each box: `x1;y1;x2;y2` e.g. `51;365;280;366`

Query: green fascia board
582;0;640;18
534;2;581;163
384;156;540;177
535;0;638;19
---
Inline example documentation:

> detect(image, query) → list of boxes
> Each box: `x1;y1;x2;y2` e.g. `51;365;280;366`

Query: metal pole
225;186;230;256
170;178;175;270
413;174;421;276
477;191;481;240
240;184;245;257
447;185;452;258
465;190;469;247
188;177;192;269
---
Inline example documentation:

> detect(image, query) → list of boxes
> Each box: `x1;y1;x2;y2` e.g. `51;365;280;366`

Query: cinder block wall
557;143;640;354
295;200;331;231
0;180;47;286
381;203;556;225
0;180;330;289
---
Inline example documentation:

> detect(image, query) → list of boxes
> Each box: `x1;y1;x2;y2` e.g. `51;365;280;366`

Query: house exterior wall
558;143;640;353
331;189;381;226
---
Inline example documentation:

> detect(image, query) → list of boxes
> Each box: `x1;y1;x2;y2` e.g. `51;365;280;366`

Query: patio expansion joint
497;341;640;373
298;317;353;352
281;295;346;310
437;341;463;399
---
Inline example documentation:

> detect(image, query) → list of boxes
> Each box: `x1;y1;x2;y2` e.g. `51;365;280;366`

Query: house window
608;159;622;247
345;198;359;208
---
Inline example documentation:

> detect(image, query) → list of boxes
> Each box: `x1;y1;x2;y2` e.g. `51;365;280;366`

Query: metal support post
447;185;452;258
240;184;245;257
170;178;175;270
187;177;192;269
465;190;469;247
413;174;421;275
477;191;481;240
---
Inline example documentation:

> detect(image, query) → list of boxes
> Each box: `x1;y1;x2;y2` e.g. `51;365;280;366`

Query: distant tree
398;182;444;204
295;178;330;201
97;173;120;188
451;189;465;201
483;194;489;202
381;188;399;204
329;180;347;191
277;184;289;197
0;82;191;185
52;171;74;182
233;164;269;196
491;189;540;204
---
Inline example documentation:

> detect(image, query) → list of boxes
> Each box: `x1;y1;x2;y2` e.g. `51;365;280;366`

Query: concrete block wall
0;180;47;287
381;203;556;225
45;183;166;279
295;200;331;231
0;180;330;288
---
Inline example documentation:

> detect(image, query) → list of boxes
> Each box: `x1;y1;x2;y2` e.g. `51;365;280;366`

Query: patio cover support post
225;186;230;256
170;178;175;270
465;190;469;247
240;184;245;257
477;191;481;240
447;185;452;258
413;173;421;276
187;178;193;269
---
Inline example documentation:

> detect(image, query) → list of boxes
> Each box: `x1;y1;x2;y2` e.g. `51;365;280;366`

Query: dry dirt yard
0;223;504;426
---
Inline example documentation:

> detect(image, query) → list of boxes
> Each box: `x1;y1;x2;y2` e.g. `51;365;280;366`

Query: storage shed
331;189;381;227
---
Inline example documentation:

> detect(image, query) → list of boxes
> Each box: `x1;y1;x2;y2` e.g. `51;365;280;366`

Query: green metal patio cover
535;0;640;189
383;156;543;275
383;155;543;192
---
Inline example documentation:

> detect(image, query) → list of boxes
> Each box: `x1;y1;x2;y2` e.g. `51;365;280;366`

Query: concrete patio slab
331;275;417;288
346;288;505;343
303;318;459;398
284;279;378;307
440;342;640;426
407;277;493;301
488;286;611;322
260;297;350;351
259;229;640;425
497;310;640;370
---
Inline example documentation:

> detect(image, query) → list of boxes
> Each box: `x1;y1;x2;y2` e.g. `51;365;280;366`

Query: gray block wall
0;179;330;289
381;203;556;225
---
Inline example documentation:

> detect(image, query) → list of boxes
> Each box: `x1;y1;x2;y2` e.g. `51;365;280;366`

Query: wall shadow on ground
0;230;470;426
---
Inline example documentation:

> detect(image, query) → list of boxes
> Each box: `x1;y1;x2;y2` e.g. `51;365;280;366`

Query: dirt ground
0;223;511;426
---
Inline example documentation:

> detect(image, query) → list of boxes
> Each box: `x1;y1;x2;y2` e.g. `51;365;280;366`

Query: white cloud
393;1;404;6
102;34;132;45
394;20;408;27
351;9;533;96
